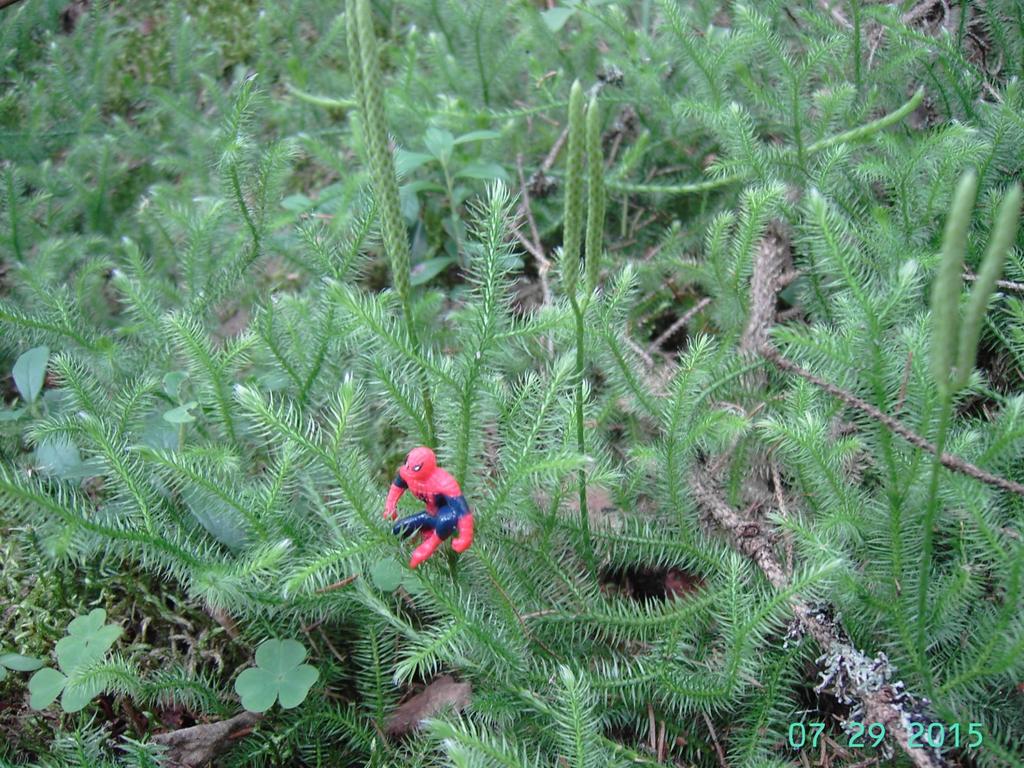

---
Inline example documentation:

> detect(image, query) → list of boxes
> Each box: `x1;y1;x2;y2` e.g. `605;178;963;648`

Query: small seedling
28;608;122;712
162;370;197;424
235;639;319;712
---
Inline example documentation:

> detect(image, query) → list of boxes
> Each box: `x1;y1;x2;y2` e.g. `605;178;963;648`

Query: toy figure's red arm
384;473;407;520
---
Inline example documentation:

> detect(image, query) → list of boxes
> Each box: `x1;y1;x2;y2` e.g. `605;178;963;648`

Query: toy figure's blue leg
392;511;436;538
433;504;460;540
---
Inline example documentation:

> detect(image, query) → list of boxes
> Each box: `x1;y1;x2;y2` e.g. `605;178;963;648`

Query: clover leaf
56;609;122;671
28;608;122;712
235;639;319;712
0;651;43;682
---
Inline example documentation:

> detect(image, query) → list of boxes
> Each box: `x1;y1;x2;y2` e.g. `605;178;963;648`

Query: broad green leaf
41;388;73;414
256;638;307;674
235;667;277;713
411;256;456;286
411;219;430;261
403;571;427;596
402;180;446;195
55;636;92;673
370;558;404;591
35;439;84;479
162;371;189;399
540;6;574;31
182;484;249;550
454;162;510;182
0;667;6;682
29;667;67;709
280;193;313;212
399;184;420;223
0;652;44;672
451;184;473;208
141;412;179;450
0;408;25;422
396;149;435;175
278;664;319;708
13;346;49;404
88;624;123;656
163;401;198;424
424;127;455;163
453;130;501;145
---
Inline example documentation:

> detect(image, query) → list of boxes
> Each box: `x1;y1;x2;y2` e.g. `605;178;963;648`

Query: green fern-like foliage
1;1;1023;767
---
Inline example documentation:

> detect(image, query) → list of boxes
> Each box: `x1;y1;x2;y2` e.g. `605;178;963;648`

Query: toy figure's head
403;446;436;480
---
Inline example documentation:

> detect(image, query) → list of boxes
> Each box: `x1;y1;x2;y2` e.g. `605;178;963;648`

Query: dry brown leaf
664;568;703;599
386;675;472;736
151;711;260;767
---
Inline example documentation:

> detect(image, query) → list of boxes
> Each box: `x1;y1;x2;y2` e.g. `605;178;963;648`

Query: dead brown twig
702;711;729;768
647;296;712;356
736;217;1024;498
893;350;913;414
315;573;358;593
817;0;851;28
770;460;794;579
514;153;552;307
963;270;1024;295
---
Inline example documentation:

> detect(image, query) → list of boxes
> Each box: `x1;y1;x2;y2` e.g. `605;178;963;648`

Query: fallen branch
689;466;946;768
760;344;1024;498
687;223;951;768
740;224;787;356
963;270;1024;295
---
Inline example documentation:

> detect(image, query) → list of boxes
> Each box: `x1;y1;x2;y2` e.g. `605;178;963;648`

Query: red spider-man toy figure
384;447;474;568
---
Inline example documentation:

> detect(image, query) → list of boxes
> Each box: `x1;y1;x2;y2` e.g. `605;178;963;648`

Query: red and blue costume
384;447;474;568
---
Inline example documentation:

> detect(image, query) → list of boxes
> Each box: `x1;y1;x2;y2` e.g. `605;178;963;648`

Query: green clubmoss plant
347;0;436;446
